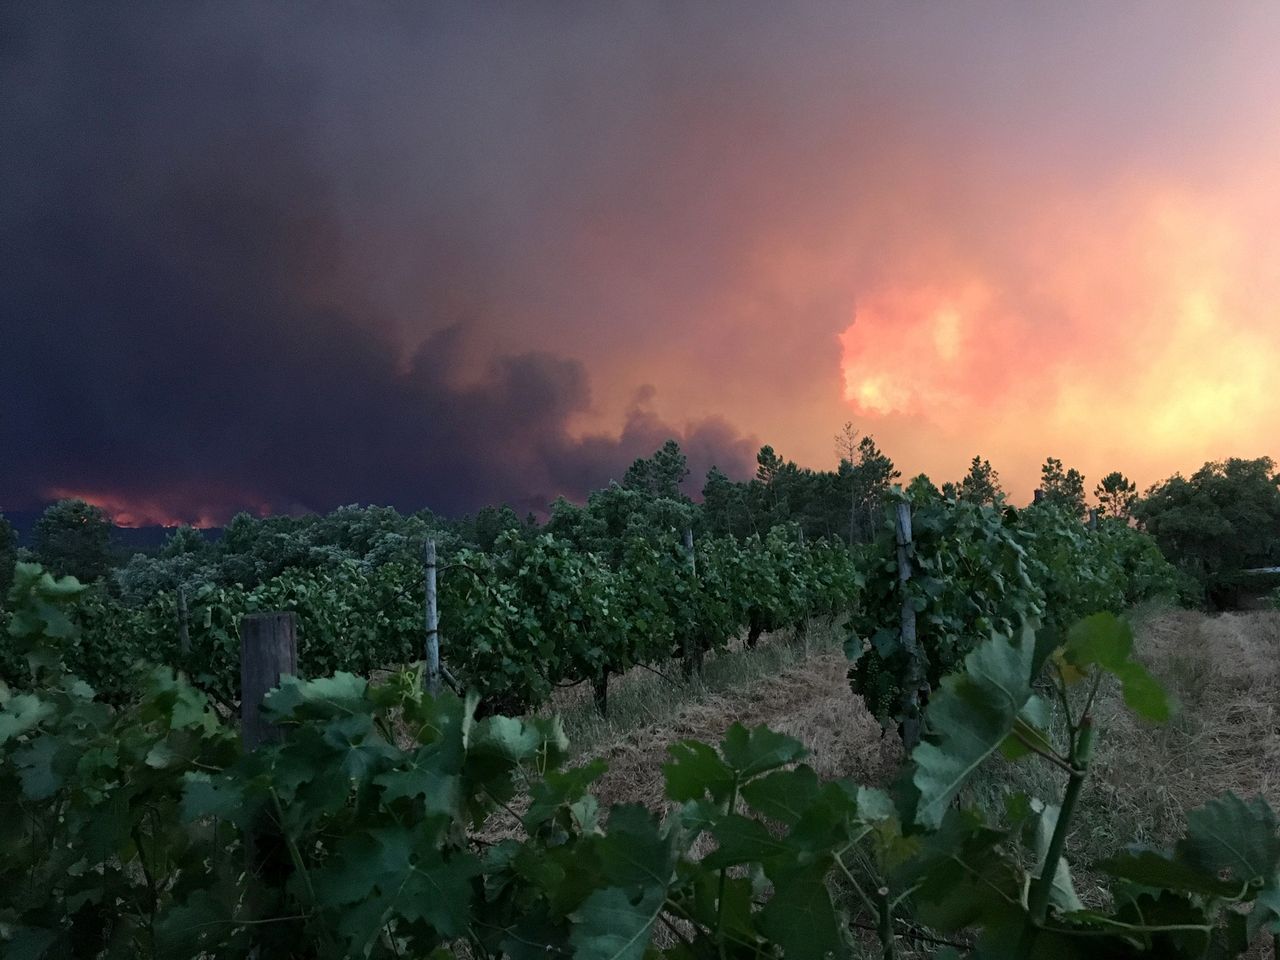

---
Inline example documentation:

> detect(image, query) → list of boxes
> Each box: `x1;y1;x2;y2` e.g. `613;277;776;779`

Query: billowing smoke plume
6;3;1280;519
0;4;758;521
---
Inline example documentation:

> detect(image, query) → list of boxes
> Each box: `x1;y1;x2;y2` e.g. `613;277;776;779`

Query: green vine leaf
664;739;734;804
0;694;52;745
911;625;1037;829
569;886;665;960
741;765;822;826
1063;613;1170;722
312;827;480;947
594;804;676;889
1179;793;1280;888
1100;848;1239;897
719;723;807;780
703;814;791;869
758;864;845;960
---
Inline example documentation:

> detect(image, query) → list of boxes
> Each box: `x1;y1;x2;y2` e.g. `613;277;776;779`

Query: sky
4;3;1280;524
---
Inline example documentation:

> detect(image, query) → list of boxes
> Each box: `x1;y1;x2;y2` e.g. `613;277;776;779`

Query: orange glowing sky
834;179;1280;498
517;4;1280;502
7;3;1280;522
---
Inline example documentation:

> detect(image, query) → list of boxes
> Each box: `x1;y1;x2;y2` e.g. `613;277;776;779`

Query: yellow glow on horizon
837;183;1280;497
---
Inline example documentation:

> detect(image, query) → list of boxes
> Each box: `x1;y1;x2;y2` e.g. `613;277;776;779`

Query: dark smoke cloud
0;4;758;520
9;2;1273;516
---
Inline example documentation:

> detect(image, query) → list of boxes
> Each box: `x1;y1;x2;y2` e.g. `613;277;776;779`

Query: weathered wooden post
682;527;703;678
424;538;442;695
238;612;298;956
895;501;928;750
177;585;190;657
239;612;297;750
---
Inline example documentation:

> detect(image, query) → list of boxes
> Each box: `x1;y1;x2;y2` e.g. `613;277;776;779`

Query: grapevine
2;564;1275;959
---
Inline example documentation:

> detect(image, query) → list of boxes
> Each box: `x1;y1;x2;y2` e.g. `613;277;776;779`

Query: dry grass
1088;607;1280;960
544;619;895;794
479;622;894;840
480;606;1280;957
474;621;896;954
962;604;1280;958
1074;606;1280;859
581;648;895;814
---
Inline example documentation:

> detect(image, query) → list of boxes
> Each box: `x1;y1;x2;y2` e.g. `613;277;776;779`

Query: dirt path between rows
583;652;899;811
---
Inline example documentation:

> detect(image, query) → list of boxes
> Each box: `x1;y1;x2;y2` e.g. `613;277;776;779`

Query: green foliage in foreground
4;567;1280;958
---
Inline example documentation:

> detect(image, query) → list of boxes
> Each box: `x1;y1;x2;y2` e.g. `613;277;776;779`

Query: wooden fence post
682;527;703;678
895;502;928;751
238;612;298;955
239;612;297;750
424;538;442;695
177;585;190;657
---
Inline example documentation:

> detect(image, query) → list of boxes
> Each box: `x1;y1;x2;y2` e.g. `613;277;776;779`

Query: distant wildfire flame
43;488;269;528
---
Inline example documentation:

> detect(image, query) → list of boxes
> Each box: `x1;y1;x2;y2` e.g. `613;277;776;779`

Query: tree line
4;428;1280;608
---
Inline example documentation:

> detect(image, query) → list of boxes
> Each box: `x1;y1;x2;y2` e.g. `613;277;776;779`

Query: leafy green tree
0;512;16;601
695;432;898;544
753;445;785;488
749;445;799;530
846;435;900;541
1039;456;1086;518
112;550;218;607
700;466;754;539
33;498;113;582
748;448;832;539
1095;470;1138;520
907;473;940;499
159;524;208;559
1135;457;1280;606
217;511;266;558
543;496;596;549
548;482;696;565
458;505;524;552
192;507;442;591
623;440;690;500
956;455;1004;505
